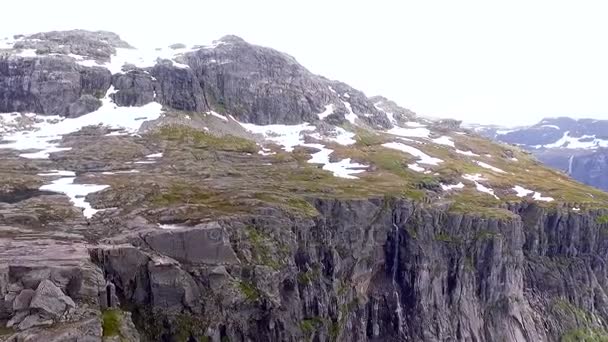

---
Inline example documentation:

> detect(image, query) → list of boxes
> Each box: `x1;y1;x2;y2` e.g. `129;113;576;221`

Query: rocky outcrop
180;36;393;127
13;30;131;62
0;56;111;115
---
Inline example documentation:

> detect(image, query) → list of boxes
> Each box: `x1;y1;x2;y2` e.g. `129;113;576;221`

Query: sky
2;0;608;127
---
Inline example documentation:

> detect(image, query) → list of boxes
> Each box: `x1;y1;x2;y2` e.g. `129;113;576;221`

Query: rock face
479;117;608;191
86;199;608;342
0;56;111;115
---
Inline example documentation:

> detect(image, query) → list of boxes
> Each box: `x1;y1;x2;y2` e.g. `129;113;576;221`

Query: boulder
67;95;102;117
142;222;239;265
29;280;75;318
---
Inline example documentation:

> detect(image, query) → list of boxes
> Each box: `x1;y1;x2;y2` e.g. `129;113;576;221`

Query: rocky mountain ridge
0;30;607;342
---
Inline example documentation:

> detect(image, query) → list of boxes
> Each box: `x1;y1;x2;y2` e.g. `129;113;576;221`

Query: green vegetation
246;225;287;270
474;230;501;241
561;328;608;342
174;313;209;342
434;232;459;243
597;215;608;225
137;119;608;223
102;309;122;337
297;266;321;286
156;125;257;153
238;281;261;301
253;192;319;217
300;317;324;337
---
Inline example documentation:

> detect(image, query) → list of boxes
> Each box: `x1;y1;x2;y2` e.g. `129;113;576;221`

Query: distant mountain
477;117;608;190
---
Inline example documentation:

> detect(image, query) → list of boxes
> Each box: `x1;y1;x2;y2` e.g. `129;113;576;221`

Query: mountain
1;30;608;341
477;117;608;191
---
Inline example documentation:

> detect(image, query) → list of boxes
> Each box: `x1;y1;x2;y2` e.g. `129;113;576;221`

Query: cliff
0;30;607;342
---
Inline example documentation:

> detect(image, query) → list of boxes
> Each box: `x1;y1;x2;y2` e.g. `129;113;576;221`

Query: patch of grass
155;125;258;153
300;317;324;337
102;309;122;337
254;192;318;217
238;281;261;302
174;313;209;342
297;266;321;286
246;225;284;270
597;215;608;225
449;191;516;220
434;232;461;243
355;130;389;147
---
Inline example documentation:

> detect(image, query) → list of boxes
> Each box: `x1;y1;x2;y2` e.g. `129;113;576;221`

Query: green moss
434;232;461;243
254;192;318;217
102;309;121;337
355;130;389;147
474;230;501;241
0;326;14;336
300;317;324;337
552;299;592;323
174;313;209;342
238;281;261;301
155;125;258;153
597;215;608;225
297;267;321;286
561;328;608;342
246;225;284;270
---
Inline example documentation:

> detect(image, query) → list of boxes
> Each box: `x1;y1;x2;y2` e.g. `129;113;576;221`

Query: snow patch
387;126;430;139
456;149;479;157
317;104;335;120
207;111;229;122
432;136;455;147
303;143;367;179
533;192;554;202
463;174;499;199
408;164;426;173
382;142;443;165
342;101;358;125
476;161;506;173
540;131;608;150
0;87;162;159
441;182;465;191
513;185;534;197
239;122;315;152
540;124;560;130
40;174;109;218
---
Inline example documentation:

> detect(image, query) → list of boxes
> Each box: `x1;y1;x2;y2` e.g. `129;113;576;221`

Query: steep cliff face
1;30;608;342
88;199;608;342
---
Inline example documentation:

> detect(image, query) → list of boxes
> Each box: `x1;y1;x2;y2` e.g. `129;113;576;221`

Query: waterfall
391;219;405;339
568;154;574;175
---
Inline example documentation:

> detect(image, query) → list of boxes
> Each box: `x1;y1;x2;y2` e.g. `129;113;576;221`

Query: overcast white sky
3;0;608;126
